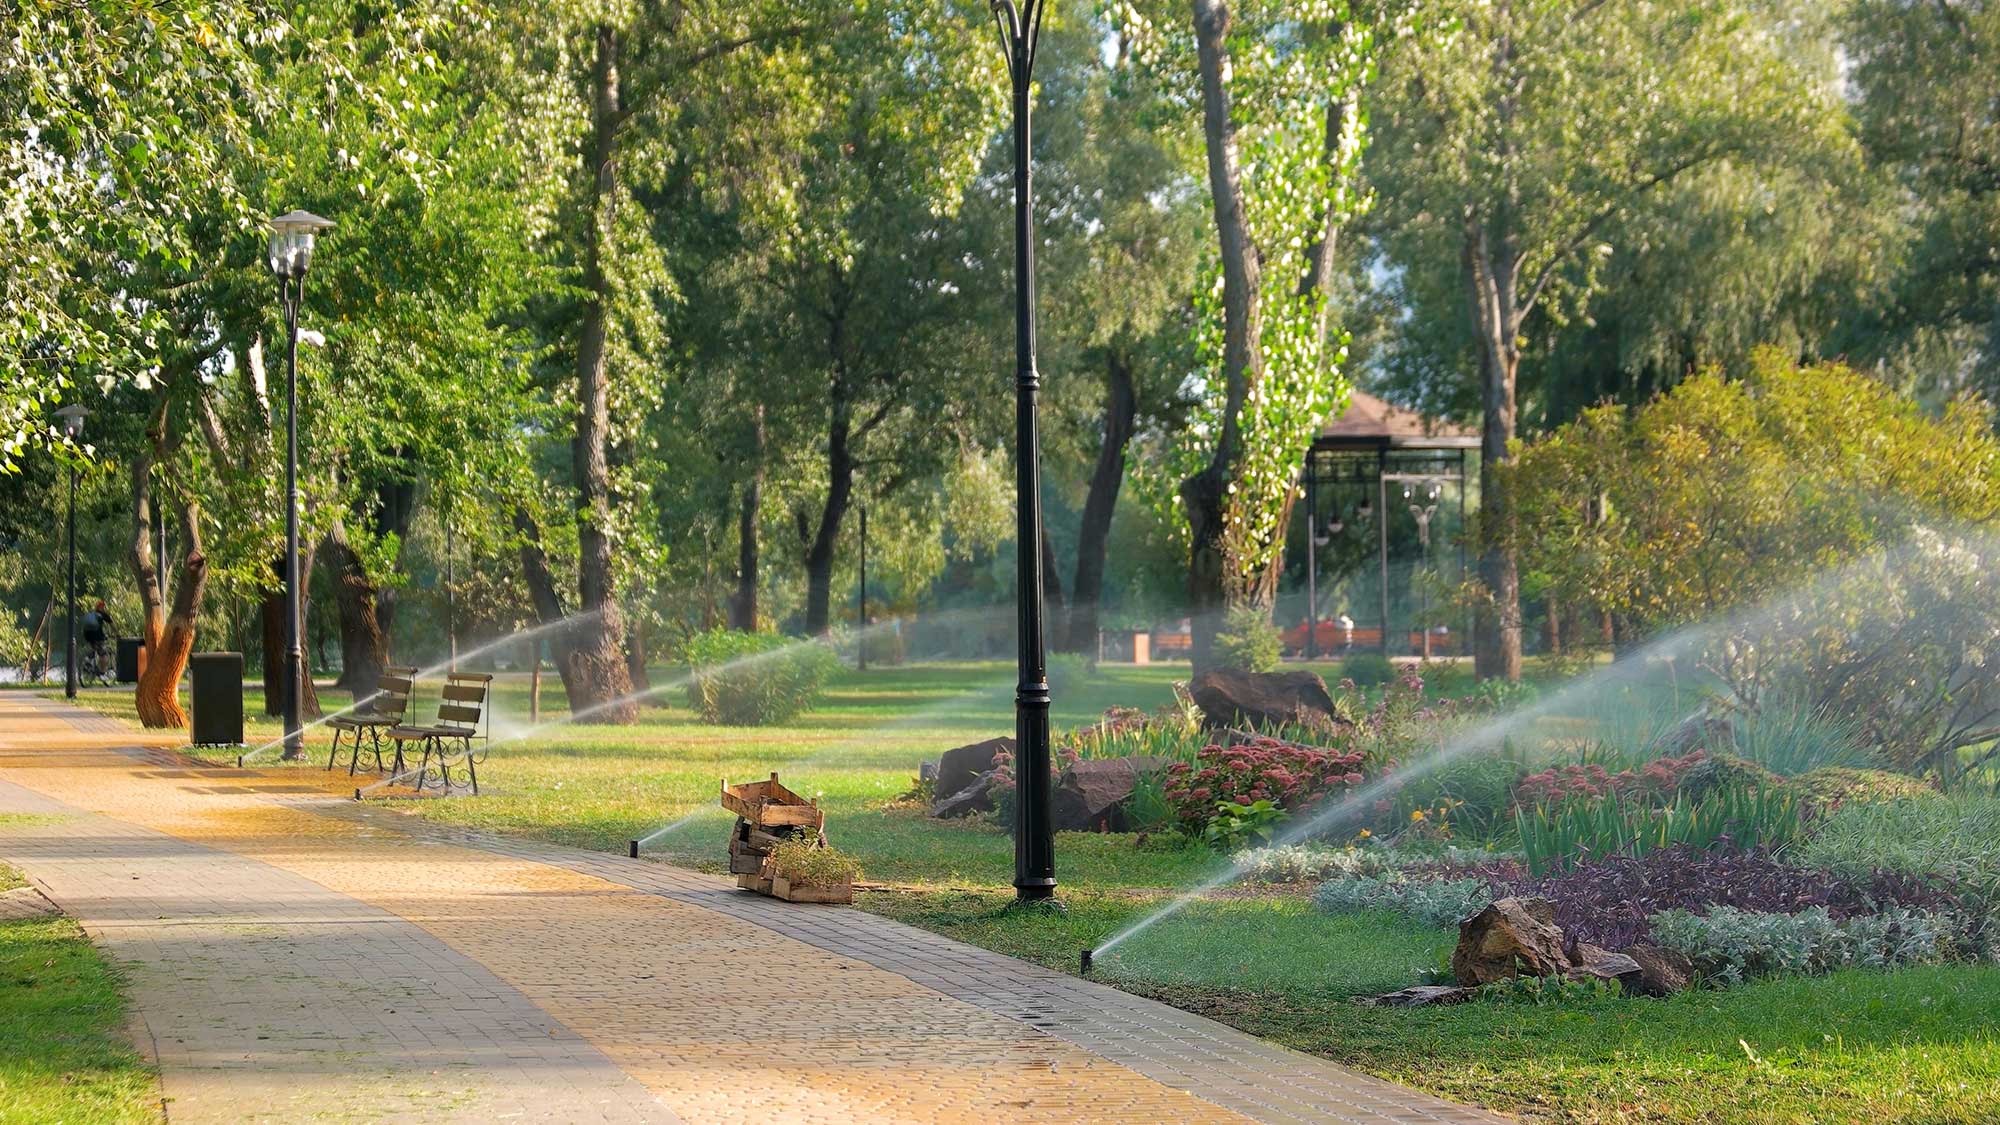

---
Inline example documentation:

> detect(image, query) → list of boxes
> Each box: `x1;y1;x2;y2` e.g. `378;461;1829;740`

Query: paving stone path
0;693;1503;1125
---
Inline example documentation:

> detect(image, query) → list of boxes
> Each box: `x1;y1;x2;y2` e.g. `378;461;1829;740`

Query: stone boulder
1356;984;1475;1007
1051;757;1163;832
936;737;1012;804
1189;669;1341;730
930;770;998;819
1564;940;1642;986
1451;897;1569;986
1619;943;1694;997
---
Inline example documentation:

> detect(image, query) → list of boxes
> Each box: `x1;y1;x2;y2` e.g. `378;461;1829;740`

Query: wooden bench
326;666;417;776
389;671;491;795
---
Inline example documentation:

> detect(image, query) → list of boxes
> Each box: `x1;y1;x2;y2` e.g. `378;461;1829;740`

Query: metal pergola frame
1299;412;1477;660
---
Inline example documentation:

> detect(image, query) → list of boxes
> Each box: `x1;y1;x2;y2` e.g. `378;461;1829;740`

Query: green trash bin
189;652;244;746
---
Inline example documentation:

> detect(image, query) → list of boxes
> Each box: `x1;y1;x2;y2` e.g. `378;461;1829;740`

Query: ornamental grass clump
1312;871;1495;930
1650;905;1975;984
1515;783;1803;874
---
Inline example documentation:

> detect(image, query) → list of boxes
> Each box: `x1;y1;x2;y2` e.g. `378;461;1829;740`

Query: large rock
1051;757;1163;832
1565;940;1642;986
1189;669;1341;730
1619;944;1694;997
936;737;1012;804
1452;897;1569;986
930;770;997;819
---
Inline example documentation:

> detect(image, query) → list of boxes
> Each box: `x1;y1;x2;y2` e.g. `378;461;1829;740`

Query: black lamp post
856;504;868;673
267;209;333;759
56;404;87;698
991;0;1055;903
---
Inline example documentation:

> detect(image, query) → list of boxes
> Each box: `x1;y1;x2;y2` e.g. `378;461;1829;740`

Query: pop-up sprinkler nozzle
1080;948;1093;975
627;840;640;859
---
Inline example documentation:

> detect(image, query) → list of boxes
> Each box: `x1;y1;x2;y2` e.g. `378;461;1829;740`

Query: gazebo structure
1296;391;1479;659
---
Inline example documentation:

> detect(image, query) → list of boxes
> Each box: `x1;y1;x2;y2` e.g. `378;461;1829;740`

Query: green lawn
50;658;2000;1122
0;865;156;1124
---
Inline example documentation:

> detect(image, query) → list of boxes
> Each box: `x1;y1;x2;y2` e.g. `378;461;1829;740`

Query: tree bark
127;396;167;657
1182;0;1266;670
324;517;388;699
730;405;764;631
546;22;639;722
1465;218;1525;683
803;367;854;635
259;548;321;733
1062;349;1138;656
135;501;208;728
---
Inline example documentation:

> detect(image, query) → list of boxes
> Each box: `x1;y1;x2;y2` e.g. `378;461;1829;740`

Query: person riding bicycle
80;600;114;673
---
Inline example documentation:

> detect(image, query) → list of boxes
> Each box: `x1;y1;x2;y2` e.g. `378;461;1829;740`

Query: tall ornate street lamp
856;503;868;673
56;403;88;699
267;209;333;759
990;0;1056;903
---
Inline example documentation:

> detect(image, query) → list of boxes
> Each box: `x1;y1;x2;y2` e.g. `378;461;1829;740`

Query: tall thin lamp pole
57;405;86;697
992;0;1055;903
267;210;333;760
856;504;868;673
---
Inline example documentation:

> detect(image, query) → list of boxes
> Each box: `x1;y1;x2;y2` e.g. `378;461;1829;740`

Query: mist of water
236;609;603;765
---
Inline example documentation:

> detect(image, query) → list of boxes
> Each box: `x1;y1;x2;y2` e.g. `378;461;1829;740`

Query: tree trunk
135;502;208;729
625;621;651;694
1182;0;1265;670
1465;219;1525;683
730;406;764;631
325;518;388;699
127;398;167;658
1063;349;1138;656
803;377;854;635
1042;532;1066;653
548;22;638;723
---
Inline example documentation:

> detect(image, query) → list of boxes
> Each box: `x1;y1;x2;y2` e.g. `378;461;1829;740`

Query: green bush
1213;607;1281;672
1339;651;1396;687
1381;753;1526;841
1790;767;1939;811
1796;795;2000;884
683;629;840;725
1650;905;1972;985
1124;767;1177;833
765;838;863;886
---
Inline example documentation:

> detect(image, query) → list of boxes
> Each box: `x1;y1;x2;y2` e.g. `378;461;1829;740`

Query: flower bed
1163;737;1368;835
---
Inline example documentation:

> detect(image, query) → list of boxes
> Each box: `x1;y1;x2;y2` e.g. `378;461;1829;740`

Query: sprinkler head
1080;948;1093;975
353;787;363;801
236;755;244;769
627;840;640;859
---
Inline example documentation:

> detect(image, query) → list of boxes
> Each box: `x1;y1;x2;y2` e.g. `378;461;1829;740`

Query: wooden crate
736;873;774;894
721;773;825;833
770;876;853;905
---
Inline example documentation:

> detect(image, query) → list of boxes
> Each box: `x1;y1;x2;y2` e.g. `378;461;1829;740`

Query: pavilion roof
1314;390;1478;450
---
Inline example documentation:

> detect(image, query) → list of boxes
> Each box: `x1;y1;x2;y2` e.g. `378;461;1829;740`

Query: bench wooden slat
447;672;495;683
441;683;486;703
438;703;482;723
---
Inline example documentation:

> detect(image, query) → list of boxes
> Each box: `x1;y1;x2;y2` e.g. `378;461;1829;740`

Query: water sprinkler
1080;948;1093;975
353;787;362;801
627;840;640;859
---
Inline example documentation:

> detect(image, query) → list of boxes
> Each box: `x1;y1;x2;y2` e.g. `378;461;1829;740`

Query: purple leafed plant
1497;844;1956;949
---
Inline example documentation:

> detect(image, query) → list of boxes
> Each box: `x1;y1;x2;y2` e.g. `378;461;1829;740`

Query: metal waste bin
189;652;244;746
116;637;144;683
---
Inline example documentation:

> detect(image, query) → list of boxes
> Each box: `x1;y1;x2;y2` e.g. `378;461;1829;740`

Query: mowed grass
0;865;156;1124
51;658;2000;1122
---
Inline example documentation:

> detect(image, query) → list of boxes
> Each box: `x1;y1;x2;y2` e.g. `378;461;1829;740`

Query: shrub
1212;607;1281;672
1379;750;1526;842
1514;750;1713;806
1515;784;1803;875
765;839;863;886
1789;767;1939;812
1124;767;1177;833
1203;799;1287;850
1162;737;1368;835
1313;871;1494;930
1796;795;2000;890
683;629;840;725
1340;651;1396;687
1650;905;1972;984
1504;844;1958;950
1233;843;1514;883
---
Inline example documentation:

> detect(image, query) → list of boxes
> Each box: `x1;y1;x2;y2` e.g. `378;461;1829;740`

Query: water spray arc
235;609;602;767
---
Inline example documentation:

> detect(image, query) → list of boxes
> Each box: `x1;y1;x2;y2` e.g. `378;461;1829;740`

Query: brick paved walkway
0;693;1503;1124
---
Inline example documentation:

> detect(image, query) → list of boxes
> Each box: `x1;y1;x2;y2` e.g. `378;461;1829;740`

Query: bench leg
326;728;343;771
465;745;478;796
